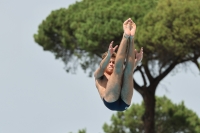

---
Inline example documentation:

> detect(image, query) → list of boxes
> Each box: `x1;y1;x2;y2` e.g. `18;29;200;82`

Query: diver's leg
104;35;129;102
121;20;136;105
120;37;135;105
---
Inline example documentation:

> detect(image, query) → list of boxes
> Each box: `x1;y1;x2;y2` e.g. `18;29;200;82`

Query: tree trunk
142;88;156;133
134;61;177;133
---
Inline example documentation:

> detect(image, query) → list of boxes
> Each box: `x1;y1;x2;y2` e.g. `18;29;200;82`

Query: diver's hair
101;52;117;59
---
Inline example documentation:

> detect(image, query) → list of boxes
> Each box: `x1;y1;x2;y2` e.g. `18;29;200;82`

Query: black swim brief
103;97;130;111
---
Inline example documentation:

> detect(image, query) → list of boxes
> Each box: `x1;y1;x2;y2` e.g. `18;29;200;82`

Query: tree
33;0;157;75
34;0;200;132
103;96;200;133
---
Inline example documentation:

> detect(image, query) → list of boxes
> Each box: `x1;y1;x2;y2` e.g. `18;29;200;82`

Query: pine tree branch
143;63;154;83
156;60;178;82
133;79;143;95
138;66;147;87
192;56;200;72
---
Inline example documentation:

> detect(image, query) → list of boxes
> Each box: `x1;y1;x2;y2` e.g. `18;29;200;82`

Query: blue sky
0;0;200;133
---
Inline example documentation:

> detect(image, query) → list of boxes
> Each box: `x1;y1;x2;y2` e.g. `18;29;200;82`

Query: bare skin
94;18;143;106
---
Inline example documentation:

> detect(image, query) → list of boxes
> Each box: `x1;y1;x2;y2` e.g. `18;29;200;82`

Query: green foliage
137;0;200;67
103;96;200;133
34;0;200;74
34;0;158;73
